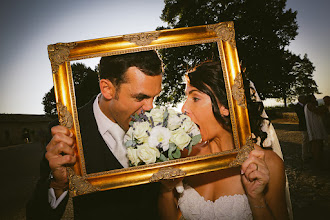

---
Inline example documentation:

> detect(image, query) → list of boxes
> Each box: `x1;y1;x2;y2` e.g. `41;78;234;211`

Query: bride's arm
241;147;289;220
158;180;181;220
264;149;289;219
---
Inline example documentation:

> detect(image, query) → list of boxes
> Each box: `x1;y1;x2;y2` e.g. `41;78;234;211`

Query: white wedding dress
176;81;293;220
178;184;252;220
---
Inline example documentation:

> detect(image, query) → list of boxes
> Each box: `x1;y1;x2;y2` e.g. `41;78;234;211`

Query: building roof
0;114;53;123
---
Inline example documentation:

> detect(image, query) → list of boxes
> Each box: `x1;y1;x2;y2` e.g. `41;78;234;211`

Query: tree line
43;0;318;116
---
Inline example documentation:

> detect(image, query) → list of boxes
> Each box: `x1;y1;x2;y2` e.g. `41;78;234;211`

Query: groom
26;50;163;219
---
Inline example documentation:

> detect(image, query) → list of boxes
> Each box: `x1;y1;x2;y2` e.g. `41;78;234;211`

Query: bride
158;62;289;220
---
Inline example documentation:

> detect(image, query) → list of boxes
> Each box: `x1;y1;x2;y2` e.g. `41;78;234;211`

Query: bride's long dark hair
186;61;268;146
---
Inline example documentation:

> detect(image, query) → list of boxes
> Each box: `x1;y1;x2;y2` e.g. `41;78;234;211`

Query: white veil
249;81;293;220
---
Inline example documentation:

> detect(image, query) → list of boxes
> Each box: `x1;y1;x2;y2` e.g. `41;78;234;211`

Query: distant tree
42;63;99;117
263;51;318;106
292;54;318;96
156;0;318;106
42;87;57;118
266;50;297;107
72;63;100;108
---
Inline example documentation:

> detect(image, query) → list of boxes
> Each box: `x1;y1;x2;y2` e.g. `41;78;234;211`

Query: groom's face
108;66;162;131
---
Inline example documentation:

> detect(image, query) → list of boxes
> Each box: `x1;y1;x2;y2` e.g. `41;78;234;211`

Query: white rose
189;123;201;137
127;147;140;166
180;115;195;133
171;128;191;150
167;113;182;131
167;108;178;116
137;144;160;164
148;126;171;151
149;107;165;124
133;121;150;143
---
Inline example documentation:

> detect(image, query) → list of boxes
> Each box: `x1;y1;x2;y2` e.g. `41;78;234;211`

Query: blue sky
0;0;329;114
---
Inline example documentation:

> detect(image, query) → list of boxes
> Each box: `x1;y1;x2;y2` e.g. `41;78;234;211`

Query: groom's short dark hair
99;50;163;87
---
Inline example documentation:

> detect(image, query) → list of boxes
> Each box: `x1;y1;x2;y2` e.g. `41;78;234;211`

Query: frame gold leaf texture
48;21;252;197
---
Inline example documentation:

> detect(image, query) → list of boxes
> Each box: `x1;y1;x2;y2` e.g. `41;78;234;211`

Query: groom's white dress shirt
49;94;129;208
93;94;129;168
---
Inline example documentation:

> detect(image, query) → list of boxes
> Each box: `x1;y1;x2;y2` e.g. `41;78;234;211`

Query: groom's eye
133;94;149;102
136;97;145;102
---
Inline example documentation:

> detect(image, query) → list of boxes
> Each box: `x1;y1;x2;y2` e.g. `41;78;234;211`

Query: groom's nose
142;98;154;111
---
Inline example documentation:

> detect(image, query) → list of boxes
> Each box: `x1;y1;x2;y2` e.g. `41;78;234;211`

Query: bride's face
182;84;223;142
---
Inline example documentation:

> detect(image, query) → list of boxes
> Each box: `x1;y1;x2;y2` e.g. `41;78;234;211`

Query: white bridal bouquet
124;106;202;167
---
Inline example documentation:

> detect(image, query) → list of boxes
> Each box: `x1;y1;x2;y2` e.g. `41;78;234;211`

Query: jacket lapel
78;98;123;174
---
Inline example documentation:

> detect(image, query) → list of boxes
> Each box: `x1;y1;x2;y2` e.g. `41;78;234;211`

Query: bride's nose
181;102;191;115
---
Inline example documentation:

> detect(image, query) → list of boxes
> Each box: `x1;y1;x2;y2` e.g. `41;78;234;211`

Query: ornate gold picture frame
48;21;252;197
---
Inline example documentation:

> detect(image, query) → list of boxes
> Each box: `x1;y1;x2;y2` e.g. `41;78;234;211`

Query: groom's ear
99;79;116;100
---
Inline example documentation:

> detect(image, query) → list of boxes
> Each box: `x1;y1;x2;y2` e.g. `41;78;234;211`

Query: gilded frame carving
48;21;252;197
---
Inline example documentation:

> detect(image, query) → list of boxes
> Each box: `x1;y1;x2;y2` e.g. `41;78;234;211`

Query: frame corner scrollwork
48;42;77;74
206;22;236;48
67;167;100;197
229;136;254;167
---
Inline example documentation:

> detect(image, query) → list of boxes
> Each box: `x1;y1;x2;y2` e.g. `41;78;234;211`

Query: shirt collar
93;94;125;137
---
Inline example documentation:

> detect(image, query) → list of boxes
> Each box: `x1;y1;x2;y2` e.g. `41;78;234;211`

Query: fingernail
241;169;244;175
70;132;73;137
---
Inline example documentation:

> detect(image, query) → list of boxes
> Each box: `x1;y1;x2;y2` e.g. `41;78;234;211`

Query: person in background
322;96;330;134
304;94;328;170
294;95;311;162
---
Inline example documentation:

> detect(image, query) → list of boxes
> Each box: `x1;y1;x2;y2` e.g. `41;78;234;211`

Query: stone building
0;114;53;148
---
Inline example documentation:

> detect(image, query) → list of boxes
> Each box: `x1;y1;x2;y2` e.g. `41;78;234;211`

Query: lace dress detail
178;184;252;220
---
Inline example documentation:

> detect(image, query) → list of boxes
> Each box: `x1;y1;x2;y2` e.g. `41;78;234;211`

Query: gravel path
273;120;330;219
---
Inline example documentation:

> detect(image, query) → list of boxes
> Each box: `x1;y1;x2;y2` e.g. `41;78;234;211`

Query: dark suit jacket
294;102;307;131
26;98;160;220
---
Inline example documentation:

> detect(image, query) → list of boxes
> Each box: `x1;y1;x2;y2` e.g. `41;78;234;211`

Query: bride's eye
192;97;200;102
